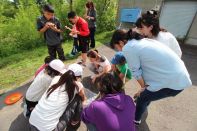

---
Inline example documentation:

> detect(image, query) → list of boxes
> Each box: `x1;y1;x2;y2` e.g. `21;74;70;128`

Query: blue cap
111;52;125;64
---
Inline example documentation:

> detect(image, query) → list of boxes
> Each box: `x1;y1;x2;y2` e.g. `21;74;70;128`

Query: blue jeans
71;38;79;55
135;88;183;121
86;123;97;131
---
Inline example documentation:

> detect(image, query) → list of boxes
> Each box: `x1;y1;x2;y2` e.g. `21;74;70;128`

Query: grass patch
0;31;113;92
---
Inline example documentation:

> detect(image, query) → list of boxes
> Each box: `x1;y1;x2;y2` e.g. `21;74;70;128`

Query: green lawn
0;31;113;93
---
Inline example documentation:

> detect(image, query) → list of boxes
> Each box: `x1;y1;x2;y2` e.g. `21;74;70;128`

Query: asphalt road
0;44;197;131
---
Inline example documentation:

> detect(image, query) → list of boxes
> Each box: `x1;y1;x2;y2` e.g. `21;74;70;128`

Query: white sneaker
134;120;141;126
23;103;27;118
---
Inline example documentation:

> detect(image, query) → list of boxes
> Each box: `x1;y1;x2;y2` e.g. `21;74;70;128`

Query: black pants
89;27;96;48
54;94;83;131
30;95;82;131
135;88;183;121
78;36;90;53
47;44;65;61
25;98;38;117
71;38;79;55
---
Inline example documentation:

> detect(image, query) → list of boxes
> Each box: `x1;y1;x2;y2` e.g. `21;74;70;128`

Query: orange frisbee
4;92;23;105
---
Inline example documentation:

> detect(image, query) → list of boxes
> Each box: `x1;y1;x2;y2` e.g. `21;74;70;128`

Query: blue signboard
120;8;141;23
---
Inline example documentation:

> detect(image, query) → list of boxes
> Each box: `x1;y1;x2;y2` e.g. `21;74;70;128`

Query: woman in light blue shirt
110;29;192;125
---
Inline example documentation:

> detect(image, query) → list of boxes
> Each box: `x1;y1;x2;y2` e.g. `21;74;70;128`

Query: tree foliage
0;0;118;58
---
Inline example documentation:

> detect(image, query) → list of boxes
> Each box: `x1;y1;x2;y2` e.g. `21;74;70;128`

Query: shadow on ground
7;75;150;131
181;44;197;85
8;108;150;131
9;113;30;131
137;110;150;131
82;76;99;94
0;81;32;111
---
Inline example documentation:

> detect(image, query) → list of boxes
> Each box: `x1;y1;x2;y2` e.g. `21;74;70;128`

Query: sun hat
68;63;83;77
49;59;65;73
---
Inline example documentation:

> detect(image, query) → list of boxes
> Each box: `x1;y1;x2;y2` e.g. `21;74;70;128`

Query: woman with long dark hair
110;29;192;125
85;1;97;48
135;10;182;58
29;64;86;131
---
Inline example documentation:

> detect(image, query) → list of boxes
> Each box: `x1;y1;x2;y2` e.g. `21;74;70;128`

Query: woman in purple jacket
82;73;136;131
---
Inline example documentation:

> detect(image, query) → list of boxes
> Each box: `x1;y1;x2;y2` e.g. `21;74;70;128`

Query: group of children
25;2;193;131
38;2;96;67
24;49;134;131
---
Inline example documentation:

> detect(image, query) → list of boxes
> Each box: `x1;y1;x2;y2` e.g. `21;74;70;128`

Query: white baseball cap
49;59;65;73
68;63;83;77
60;68;68;74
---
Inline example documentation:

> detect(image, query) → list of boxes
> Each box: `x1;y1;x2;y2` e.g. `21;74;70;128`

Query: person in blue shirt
110;29;192;125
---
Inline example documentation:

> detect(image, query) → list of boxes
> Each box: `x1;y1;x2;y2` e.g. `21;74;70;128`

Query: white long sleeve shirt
29;76;84;131
154;31;182;58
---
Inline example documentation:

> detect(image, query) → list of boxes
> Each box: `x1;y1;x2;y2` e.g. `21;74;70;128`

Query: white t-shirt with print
29;76;84;131
92;55;111;72
154;31;182;58
26;70;53;102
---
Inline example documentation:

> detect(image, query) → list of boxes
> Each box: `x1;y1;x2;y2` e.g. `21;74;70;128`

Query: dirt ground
0;44;197;131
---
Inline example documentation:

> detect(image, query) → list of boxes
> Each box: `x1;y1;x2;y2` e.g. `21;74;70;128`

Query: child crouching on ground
29;64;86;131
34;56;54;77
24;59;66;117
87;50;111;83
111;52;132;83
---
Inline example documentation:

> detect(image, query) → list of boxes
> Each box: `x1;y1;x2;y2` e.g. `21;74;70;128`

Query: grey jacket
87;9;96;28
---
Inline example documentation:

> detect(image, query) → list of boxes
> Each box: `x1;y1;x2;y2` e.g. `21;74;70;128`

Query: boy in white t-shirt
24;59;65;117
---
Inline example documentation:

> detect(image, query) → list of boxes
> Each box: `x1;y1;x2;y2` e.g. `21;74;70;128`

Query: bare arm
51;28;62;33
78;88;86;102
92;65;111;83
50;25;63;33
137;77;145;88
119;73;125;81
39;22;63;33
39;24;49;33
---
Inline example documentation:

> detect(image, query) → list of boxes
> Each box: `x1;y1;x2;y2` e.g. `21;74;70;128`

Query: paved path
0;45;197;131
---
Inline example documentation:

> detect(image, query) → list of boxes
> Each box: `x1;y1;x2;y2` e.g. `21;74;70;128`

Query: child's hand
50;24;57;29
65;26;71;31
69;32;74;37
44;22;51;29
91;76;97;83
71;30;79;35
46;22;55;27
82;100;89;108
